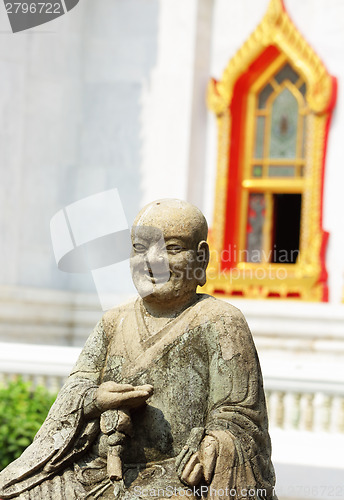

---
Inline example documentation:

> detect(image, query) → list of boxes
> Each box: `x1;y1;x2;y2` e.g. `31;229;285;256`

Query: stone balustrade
265;378;344;434
0;341;80;392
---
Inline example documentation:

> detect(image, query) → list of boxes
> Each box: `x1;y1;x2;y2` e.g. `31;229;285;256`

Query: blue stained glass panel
258;83;274;109
301;115;307;159
299;82;306;97
275;63;299;85
254;116;265;158
269;88;298;159
246;193;265;263
268;165;295;177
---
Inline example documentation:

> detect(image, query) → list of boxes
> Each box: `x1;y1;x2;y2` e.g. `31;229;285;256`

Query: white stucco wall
0;4;84;291
140;0;197;205
0;1;179;294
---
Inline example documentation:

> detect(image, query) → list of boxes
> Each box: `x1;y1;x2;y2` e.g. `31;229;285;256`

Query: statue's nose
145;245;168;273
146;244;161;261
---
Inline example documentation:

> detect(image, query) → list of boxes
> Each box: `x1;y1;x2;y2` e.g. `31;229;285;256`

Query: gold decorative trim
207;0;333;116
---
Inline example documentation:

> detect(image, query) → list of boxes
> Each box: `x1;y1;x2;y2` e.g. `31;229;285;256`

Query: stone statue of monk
0;199;277;499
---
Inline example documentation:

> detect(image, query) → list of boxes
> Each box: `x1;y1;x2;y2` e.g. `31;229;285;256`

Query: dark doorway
272;194;302;264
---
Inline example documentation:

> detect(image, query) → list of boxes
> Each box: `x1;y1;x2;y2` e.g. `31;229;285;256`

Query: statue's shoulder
198;295;255;356
101;296;138;332
197;293;246;322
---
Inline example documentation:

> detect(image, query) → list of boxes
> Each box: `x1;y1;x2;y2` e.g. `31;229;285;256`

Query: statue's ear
196;240;209;286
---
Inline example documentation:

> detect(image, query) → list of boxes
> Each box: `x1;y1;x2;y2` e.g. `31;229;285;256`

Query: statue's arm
0;320;110;497
69;319;109;384
206;310;261;426
50;319;111;421
178;309;265;487
67;317;153;419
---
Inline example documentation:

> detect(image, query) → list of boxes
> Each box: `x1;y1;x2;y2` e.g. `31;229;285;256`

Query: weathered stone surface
0;199;277;499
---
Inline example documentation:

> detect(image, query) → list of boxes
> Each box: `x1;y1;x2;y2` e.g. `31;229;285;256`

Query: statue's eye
133;243;147;253
166;244;183;254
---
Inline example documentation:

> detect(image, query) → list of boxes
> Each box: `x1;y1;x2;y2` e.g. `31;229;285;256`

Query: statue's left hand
95;381;154;412
180;435;217;486
84;382;153;418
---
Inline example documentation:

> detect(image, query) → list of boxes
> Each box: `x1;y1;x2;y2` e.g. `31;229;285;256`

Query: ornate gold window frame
204;0;337;301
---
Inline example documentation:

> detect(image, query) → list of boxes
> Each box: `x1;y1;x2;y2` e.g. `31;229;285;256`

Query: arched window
205;0;336;301
243;62;307;266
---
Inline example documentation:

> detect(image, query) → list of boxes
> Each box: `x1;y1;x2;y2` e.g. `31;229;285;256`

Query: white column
140;0;199;205
186;0;215;212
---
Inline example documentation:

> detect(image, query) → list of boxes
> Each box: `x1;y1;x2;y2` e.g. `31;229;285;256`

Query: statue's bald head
131;199;209;306
132;199;208;246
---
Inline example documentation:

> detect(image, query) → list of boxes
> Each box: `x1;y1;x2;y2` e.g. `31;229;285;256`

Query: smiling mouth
145;269;170;284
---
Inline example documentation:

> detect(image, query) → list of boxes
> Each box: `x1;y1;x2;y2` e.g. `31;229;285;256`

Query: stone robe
0;294;277;499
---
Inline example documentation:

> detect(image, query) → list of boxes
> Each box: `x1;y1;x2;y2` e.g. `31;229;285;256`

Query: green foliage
0;378;56;471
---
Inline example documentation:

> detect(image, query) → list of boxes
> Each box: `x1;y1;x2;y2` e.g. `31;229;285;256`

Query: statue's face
130;223;203;305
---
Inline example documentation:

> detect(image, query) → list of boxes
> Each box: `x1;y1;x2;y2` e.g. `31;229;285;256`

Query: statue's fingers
136;384;154;395
175;447;194;478
181;457;203;487
100;389;148;410
116;389;152;407
188;463;203;486
180;453;199;480
201;440;217;484
107;383;135;393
